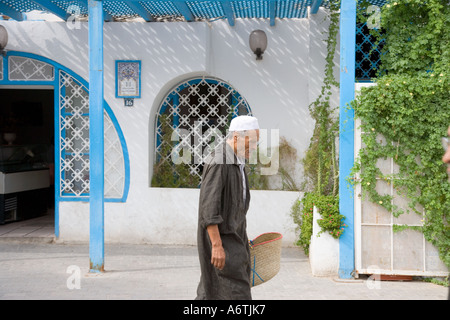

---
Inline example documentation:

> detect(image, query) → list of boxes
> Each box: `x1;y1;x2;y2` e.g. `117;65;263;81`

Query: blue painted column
88;0;105;273
338;0;356;279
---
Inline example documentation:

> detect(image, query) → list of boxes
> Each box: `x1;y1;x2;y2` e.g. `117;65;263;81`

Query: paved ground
0;214;448;300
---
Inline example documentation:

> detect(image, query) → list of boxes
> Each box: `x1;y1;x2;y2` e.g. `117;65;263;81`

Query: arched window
0;52;130;202
59;70;128;200
152;77;252;188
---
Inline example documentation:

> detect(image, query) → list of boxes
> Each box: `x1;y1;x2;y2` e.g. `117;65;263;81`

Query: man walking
196;115;260;300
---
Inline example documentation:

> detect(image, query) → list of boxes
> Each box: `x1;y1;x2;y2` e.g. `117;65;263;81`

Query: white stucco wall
0;8;338;245
59;189;301;245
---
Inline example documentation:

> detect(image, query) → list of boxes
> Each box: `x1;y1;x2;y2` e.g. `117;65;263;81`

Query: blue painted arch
154;76;253;169
0;51;130;235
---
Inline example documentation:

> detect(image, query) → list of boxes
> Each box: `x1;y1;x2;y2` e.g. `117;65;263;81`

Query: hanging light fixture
249;30;267;60
0;25;8;56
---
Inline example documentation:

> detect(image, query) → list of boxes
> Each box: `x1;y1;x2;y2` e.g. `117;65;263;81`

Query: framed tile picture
116;60;141;99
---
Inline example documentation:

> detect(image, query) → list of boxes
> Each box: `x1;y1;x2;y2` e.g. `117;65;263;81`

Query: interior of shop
0;88;54;225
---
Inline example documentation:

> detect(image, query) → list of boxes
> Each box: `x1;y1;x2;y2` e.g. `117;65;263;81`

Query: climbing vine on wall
350;0;450;268
291;0;344;253
301;0;340;197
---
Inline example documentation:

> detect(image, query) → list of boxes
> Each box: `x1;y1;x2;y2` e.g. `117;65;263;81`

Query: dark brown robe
195;142;252;300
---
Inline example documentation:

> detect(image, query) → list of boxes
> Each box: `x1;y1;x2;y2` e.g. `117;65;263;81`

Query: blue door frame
0;49;129;274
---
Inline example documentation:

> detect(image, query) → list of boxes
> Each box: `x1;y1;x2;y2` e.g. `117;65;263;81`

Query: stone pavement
0;214;448;300
0;241;447;300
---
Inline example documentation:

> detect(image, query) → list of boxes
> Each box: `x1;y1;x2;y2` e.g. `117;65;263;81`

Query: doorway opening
0;87;55;228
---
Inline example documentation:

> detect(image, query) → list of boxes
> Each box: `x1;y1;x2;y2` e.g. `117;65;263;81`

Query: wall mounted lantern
249;30;267;60
0;25;8;56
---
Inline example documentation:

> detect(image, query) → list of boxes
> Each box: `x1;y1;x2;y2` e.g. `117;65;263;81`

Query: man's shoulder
204;142;239;167
203;151;225;167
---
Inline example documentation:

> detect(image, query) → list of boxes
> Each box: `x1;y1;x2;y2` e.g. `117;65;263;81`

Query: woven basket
249;232;283;287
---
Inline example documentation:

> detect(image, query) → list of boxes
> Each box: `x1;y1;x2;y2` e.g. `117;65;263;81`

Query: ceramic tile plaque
116;60;141;99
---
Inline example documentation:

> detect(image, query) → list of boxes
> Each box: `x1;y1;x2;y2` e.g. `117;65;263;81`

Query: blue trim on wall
1;51;130;202
0;50;131;237
155;76;252;151
53;72;60;238
338;0;356;279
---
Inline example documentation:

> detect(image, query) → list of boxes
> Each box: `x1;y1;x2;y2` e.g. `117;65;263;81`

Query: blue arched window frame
0;51;130;206
155;77;253;182
156;77;253;148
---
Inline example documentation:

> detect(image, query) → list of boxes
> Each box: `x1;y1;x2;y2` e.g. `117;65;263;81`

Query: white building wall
1;8;337;246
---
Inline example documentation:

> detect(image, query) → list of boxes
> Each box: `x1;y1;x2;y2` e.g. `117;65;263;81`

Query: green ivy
315;195;345;239
292;1;344;254
290;192;346;256
351;0;450;268
302;0;340;197
376;0;449;77
291;192;314;255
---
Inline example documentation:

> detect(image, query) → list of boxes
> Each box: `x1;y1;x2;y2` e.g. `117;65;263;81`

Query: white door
354;83;448;277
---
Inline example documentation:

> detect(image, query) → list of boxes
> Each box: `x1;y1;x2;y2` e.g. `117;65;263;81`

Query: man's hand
207;225;226;270
211;244;226;270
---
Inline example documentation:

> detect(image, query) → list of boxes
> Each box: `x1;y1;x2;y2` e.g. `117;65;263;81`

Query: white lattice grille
59;71;90;197
154;77;251;183
9;56;54;81
59;70;125;198
104;111;125;198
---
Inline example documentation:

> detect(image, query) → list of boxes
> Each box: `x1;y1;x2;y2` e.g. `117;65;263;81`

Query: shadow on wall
2;15;338;196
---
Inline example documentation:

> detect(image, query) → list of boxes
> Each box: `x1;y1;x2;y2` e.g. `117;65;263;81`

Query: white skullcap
229;115;260;132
